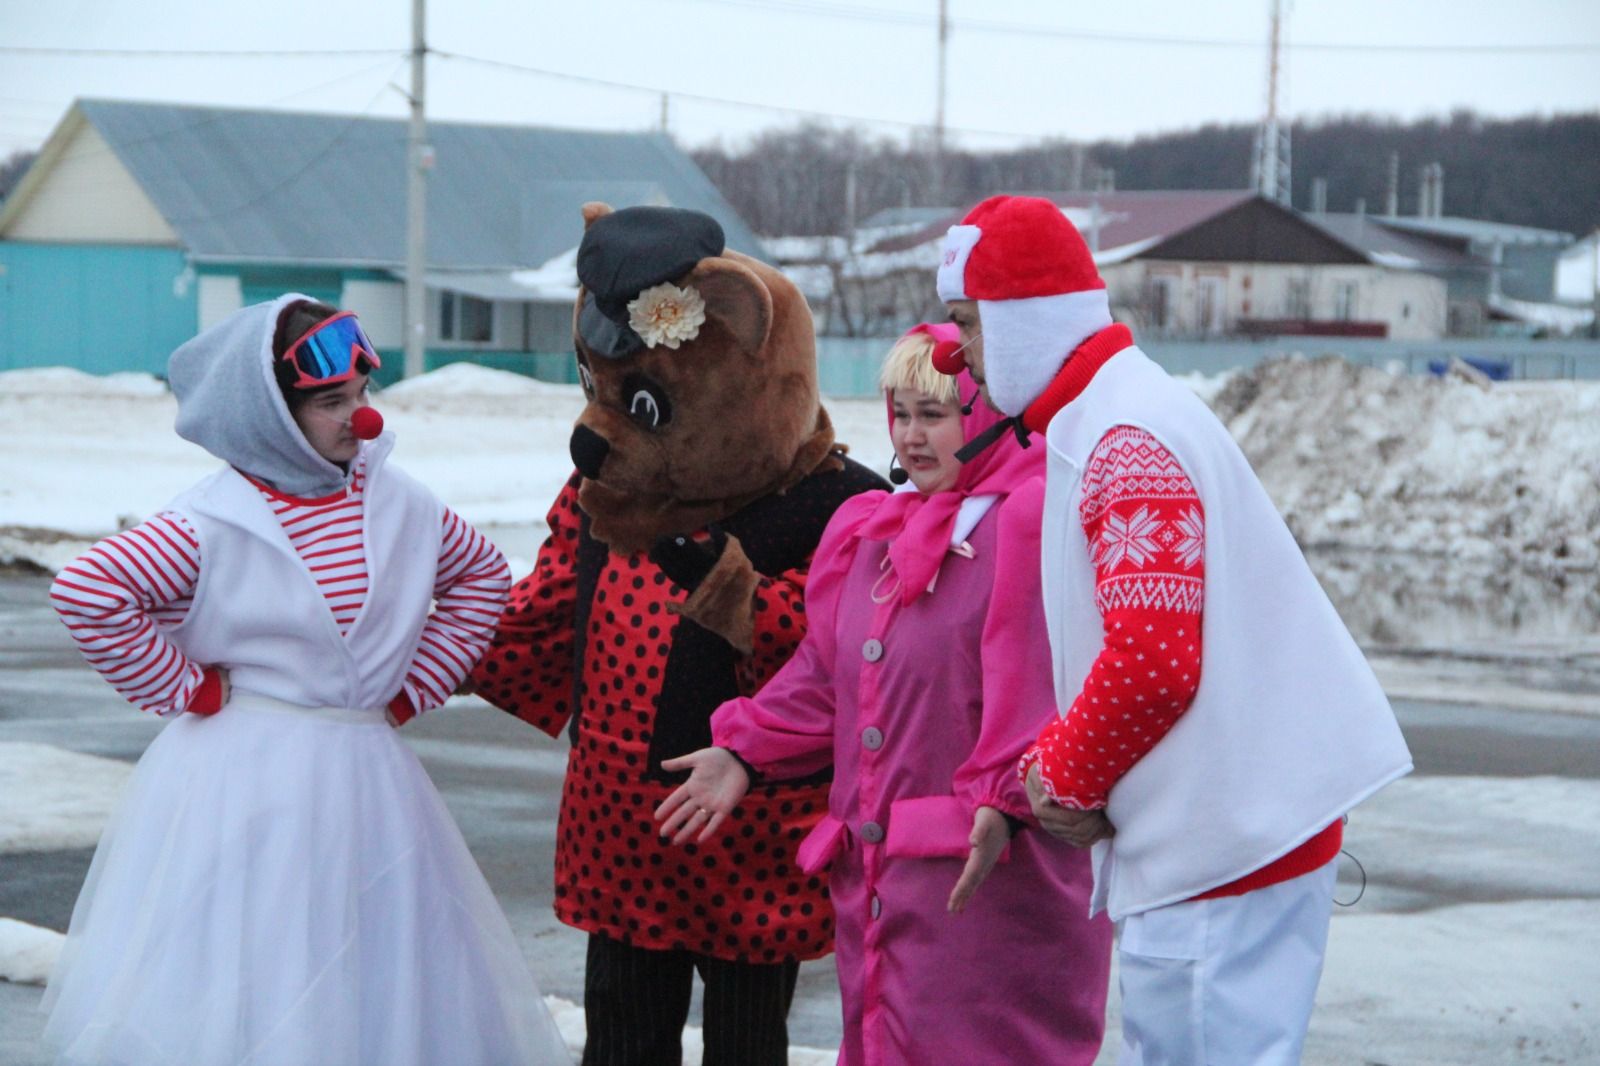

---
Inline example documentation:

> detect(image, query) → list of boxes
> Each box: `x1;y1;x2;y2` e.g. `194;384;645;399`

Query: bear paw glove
649;525;729;591
651;526;762;655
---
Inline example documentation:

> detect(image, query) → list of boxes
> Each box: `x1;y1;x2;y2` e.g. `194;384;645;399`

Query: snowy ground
2;359;1598;1063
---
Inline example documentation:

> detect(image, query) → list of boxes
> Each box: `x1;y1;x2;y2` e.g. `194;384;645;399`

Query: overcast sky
1;0;1596;159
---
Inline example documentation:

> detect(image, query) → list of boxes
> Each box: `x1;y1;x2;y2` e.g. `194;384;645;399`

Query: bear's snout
570;424;611;480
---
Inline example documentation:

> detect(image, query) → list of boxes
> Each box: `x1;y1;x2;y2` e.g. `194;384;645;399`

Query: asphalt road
3;571;1598;1064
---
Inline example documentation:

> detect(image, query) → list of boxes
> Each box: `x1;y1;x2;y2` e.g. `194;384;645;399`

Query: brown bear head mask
568;202;837;552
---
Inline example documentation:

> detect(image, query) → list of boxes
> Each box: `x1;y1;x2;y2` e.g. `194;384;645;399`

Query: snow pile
1211;355;1600;574
0;743;133;853
0;368;168;397
5;355;1597;584
0;919;63;986
0;979;833;1060
379;362;578;404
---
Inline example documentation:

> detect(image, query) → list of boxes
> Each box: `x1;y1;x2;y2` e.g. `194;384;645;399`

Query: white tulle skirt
40;691;570;1066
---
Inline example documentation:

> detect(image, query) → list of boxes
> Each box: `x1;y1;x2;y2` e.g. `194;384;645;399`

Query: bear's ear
685;258;772;355
581;202;614;229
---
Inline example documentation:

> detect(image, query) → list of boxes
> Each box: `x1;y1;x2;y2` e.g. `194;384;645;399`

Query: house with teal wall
0;99;767;382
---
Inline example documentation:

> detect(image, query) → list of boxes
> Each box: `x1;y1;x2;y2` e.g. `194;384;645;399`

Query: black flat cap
576;206;726;359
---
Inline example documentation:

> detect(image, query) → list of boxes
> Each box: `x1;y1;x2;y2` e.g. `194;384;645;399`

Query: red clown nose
349;406;384;440
929;338;967;376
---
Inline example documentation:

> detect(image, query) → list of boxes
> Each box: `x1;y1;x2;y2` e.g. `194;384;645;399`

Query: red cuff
185;668;225;716
388;691;418;727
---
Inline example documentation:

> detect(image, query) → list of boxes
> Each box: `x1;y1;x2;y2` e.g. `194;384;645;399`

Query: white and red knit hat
936;195;1114;416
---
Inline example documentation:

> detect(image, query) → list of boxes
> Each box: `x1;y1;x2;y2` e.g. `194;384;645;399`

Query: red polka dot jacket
472;459;886;962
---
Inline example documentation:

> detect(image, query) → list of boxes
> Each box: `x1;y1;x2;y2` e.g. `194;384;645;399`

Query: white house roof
1379;215;1574;248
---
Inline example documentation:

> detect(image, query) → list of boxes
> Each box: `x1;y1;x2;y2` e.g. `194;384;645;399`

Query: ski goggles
279;311;382;389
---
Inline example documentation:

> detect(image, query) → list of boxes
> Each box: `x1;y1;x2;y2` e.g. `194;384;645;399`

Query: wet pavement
3;569;1598;1064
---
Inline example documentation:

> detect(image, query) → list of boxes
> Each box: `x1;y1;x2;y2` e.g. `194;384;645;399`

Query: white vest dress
41;436;572;1066
163;434;442;709
1041;347;1413;922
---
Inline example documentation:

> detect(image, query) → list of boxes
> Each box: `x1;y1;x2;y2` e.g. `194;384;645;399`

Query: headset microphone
888;455;909;485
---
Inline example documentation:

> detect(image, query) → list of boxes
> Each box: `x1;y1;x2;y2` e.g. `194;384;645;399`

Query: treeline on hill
691;111;1600;239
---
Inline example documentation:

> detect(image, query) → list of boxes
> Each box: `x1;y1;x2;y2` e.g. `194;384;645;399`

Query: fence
813;335;1600;396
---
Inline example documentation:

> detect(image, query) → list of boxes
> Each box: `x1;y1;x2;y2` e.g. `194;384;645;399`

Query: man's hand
948;805;1009;913
654;747;753;845
1025;763;1115;848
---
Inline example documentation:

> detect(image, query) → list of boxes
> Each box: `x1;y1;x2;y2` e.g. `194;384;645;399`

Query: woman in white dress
42;295;570;1066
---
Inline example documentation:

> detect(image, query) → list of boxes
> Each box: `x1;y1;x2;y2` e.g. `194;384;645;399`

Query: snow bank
379;362;579;403
0;367;167;398
0;980;833;1060
1212;355;1600;574
0;919;63;986
6;355;1596;587
0;743;132;853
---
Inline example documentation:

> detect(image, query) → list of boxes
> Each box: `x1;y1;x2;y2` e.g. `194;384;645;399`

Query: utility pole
660;92;670;135
933;0;948;205
403;0;429;379
844;159;858;242
1590;229;1599;339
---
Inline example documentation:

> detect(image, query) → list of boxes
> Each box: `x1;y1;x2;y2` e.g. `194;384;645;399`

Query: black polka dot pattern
472;458;886;963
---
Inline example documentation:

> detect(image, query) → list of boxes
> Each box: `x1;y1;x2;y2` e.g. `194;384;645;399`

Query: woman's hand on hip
655;747;752;845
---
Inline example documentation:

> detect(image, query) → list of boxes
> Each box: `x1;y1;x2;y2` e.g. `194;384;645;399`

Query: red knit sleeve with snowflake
1020;425;1204;810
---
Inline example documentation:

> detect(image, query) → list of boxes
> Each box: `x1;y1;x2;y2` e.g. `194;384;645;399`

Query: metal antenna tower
1249;0;1292;206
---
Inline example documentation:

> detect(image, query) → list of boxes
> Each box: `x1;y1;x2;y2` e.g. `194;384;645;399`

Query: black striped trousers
581;933;800;1066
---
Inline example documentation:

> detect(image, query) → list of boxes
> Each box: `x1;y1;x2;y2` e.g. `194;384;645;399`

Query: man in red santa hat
934;194;1413;1064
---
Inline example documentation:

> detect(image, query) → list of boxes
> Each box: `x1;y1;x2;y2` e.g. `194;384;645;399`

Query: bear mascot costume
472;203;886;1066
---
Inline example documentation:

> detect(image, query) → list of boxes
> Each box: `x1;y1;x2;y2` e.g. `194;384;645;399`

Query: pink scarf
856;326;1045;606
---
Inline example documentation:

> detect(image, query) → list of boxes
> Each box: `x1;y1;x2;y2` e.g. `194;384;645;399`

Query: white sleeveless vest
163;435;444;711
1041;347;1412;921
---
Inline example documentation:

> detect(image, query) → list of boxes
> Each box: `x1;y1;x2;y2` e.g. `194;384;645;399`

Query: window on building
1195;276;1226;335
1333;281;1359;322
440;291;494;342
1148;275;1179;331
1286;278;1312;319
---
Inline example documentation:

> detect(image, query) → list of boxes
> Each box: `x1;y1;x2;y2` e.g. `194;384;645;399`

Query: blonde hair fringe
878;334;959;405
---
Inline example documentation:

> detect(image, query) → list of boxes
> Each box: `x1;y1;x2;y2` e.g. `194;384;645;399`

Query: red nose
350;406;384;440
930;338;966;376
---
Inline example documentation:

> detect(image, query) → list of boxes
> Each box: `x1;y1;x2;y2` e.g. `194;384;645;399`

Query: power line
3;14;1596;57
433;48;1042;142
0;45;404;58
682;0;1600;53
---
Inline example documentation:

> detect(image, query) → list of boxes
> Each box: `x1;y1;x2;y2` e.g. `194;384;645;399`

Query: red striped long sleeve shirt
50;459;509;719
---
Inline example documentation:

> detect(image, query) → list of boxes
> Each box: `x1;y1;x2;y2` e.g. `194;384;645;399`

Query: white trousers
1116;861;1337;1066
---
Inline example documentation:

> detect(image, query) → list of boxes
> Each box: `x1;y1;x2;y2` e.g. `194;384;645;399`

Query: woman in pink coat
657;324;1112;1065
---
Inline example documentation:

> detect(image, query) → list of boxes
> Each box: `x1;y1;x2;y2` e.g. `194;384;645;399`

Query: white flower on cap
937;196;1115;416
627;282;707;349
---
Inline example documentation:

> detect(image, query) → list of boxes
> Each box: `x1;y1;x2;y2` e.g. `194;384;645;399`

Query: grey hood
169;293;350;498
